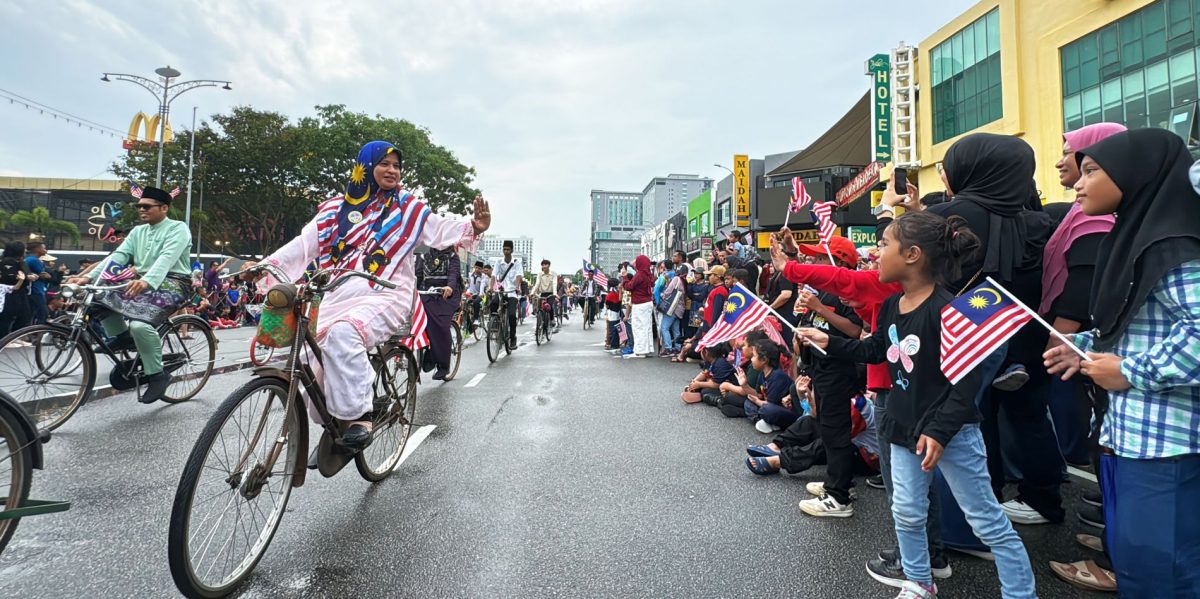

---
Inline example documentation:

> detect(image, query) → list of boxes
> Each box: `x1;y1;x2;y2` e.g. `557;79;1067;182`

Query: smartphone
893;168;908;195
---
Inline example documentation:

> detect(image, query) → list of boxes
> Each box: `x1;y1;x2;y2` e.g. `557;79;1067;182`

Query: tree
112;105;480;257
11;206;81;243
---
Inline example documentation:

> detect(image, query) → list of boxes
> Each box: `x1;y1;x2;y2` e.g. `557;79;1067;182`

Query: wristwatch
872;203;892;216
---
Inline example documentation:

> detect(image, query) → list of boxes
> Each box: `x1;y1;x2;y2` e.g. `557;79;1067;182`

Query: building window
931;8;1003;143
716;200;731;226
1063;0;1200;132
688;218;698;237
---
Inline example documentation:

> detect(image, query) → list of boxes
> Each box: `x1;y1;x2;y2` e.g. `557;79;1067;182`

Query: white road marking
464;373;486;388
393;424;436;470
1067;465;1097;483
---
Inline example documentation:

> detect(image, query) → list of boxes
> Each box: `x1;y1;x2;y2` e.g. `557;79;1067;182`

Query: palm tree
11;206;81;243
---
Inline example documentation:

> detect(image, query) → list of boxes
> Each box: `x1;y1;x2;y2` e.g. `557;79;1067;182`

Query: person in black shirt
796;212;1034;598
765;259;798;327
792;241;864;519
0;241;32;337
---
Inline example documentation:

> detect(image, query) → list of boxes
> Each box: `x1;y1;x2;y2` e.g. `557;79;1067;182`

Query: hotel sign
867;54;892;162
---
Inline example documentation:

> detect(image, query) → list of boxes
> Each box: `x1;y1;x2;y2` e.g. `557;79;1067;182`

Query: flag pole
984;276;1091;361
739;284;828;356
823;243;836;265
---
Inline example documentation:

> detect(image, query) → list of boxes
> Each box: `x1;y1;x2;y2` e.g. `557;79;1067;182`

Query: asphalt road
0;313;1108;598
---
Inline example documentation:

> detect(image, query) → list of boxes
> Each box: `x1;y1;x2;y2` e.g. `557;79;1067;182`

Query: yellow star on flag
968;295;990;309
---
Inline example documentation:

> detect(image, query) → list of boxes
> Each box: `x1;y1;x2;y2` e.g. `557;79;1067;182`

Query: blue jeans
1102;453;1200;596
891;425;1035;597
29;292;48;325
659;314;680;351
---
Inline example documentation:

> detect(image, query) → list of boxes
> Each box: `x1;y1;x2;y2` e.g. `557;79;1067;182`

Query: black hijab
943;133;1036;281
1076;128;1200;350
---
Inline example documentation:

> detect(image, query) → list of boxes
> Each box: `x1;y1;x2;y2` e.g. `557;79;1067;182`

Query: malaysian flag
760;316;787;347
940;280;1033;384
168;186;182;198
128;181;144;199
99;261;137;283
811;202;837;244
401;295;430;351
583;259;609;288
617;320;629;345
790;177;812;213
698;283;771;349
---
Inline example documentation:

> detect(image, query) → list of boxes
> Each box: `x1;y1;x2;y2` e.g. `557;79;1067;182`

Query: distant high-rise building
477;235;534;273
589;189;645;273
641;174;713;228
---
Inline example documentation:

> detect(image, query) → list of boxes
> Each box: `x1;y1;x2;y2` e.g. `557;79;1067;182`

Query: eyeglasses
135;203;162;211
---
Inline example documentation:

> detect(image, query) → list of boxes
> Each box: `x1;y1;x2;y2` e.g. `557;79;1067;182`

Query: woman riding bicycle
242;141;490;450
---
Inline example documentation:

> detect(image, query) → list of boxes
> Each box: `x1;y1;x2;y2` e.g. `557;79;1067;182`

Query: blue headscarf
345;141;402;205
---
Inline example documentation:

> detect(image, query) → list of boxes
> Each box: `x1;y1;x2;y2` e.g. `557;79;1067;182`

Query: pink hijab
1039;123;1125;314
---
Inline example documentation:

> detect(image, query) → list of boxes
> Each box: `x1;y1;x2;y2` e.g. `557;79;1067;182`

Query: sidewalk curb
86;358;262;404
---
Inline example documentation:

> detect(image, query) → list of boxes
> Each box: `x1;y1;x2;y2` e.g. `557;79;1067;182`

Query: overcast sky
0;0;975;267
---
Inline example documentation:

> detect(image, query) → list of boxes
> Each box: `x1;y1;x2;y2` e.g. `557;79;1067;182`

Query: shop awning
767;92;871;176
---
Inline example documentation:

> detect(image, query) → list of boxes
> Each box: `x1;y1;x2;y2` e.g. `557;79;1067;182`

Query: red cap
798;236;859;267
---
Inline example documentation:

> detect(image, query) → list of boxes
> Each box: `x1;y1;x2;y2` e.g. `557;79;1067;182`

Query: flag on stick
811;202;837;245
698;283;772;349
940;281;1033;384
128;181;144;199
790;177;812;213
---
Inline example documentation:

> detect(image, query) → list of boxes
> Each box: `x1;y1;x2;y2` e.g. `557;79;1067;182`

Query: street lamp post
101;66;230;227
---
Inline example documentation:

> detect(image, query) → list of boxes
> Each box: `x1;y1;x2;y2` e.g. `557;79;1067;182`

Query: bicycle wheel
249;339;274;367
0;399;32;556
485;314;500;363
0;325;95;432
168;376;299;599
472;310;484;341
503;314;513;356
535;313;544;346
160;316;216;404
444;323;462;382
356;345;418;481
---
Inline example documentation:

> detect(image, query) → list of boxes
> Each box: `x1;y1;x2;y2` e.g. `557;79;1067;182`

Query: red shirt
782;262;902;391
703;286;729;325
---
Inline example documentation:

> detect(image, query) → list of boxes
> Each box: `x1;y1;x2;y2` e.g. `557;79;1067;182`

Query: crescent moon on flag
977;288;1003;305
726;292;746;313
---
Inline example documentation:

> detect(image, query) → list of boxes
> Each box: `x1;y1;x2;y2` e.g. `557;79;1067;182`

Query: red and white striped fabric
593;269;608;289
698;284;772;349
939;282;1033;384
760;316;787;347
129;182;144;199
401;295;430;351
790;177;811;213
168;186;182;198
811;201;837;244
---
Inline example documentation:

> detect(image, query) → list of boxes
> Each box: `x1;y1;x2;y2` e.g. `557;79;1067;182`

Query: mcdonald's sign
123;112;173;150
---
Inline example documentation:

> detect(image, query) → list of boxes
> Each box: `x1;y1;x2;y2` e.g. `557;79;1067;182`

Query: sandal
747;444;780;458
745;456;778;476
1048;560;1117;593
670;355;685;363
1076;533;1104;553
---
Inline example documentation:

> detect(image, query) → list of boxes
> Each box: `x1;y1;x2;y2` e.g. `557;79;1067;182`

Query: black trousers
0;293;31;337
505;297;519;346
424;307;452;371
983;373;1066;522
814;378;857;505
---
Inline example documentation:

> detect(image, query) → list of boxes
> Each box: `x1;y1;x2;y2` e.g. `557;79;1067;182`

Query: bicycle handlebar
61;281;132;294
417;287;450;296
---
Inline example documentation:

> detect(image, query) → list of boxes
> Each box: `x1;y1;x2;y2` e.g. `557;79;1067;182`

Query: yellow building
905;0;1187;202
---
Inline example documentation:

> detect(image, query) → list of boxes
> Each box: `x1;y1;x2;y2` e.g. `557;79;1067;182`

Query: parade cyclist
66;185;193;404
244;141;490;450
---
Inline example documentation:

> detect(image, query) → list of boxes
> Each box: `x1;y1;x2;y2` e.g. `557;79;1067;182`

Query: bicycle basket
254;284;320;348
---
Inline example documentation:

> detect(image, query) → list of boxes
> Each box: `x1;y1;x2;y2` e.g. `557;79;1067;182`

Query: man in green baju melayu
68;185;192;403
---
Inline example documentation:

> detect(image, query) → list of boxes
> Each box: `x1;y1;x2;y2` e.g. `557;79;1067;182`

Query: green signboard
847;226;877;249
868;53;892;162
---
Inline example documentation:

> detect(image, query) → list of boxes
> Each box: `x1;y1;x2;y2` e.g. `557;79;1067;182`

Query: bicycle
458;294;484;343
581;296;596;330
245;304;276;367
0;389;70;558
167;264;422;598
534;293;556;346
0;281;216;432
484;291;513;364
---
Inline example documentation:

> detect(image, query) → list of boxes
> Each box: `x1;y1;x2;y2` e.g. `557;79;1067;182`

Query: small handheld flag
789;177;811;213
128;182;144;199
940;281;1033;384
698;283;772;349
811;202;837;245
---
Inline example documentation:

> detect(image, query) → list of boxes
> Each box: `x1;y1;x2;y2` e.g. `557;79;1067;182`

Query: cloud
0;0;978;271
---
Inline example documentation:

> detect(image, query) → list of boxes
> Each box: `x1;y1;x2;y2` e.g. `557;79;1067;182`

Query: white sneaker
893;580;937;598
754;419;779;434
806;482;857;499
621;353;645;359
1001;499;1050;525
798;494;854;518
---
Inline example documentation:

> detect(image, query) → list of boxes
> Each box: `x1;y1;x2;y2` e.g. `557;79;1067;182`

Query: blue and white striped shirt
1075;260;1200;459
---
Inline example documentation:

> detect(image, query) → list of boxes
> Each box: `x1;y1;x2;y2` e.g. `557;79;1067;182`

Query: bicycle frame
223;265;400;489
